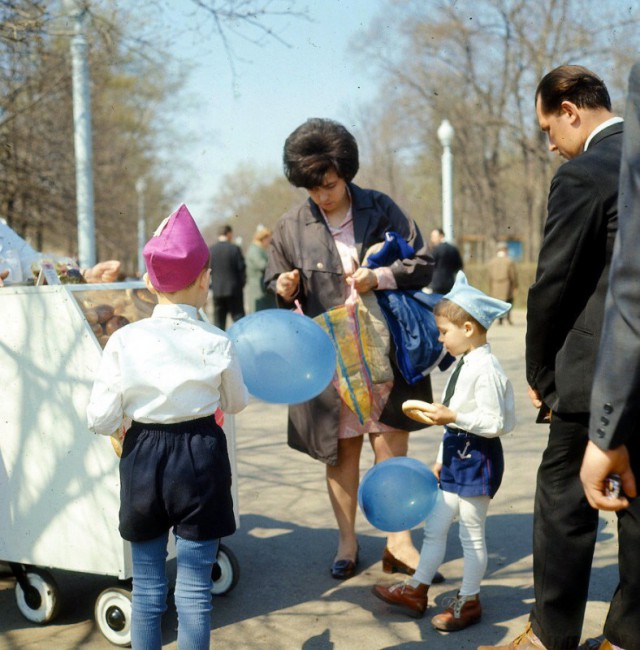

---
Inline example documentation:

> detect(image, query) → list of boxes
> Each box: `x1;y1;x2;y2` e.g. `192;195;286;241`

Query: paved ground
0;310;618;649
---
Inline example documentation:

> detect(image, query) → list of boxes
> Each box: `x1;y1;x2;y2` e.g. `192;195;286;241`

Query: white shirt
0;220;40;283
445;343;516;438
584;116;624;152
87;303;249;436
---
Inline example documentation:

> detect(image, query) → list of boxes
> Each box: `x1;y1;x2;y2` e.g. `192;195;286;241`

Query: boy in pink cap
87;204;248;650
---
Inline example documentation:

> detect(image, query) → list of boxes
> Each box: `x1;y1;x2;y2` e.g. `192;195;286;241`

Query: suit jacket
265;183;435;464
590;64;640;449
209;239;246;298
526;121;623;414
429;241;463;293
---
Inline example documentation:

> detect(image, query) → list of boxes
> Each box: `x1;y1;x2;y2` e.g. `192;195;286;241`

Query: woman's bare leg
326;436;364;561
370;429;420;568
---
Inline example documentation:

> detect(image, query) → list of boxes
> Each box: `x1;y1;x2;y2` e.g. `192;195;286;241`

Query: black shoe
431;571;445;584
331;548;359;580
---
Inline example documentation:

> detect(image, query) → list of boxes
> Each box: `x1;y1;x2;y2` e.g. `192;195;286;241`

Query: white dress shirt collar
584;116;623;151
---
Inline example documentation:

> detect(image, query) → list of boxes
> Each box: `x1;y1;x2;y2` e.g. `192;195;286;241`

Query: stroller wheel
211;544;239;596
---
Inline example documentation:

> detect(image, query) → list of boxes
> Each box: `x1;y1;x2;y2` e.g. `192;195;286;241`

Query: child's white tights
413;489;491;596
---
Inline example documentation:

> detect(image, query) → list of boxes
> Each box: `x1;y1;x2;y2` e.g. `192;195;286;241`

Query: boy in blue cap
372;271;516;632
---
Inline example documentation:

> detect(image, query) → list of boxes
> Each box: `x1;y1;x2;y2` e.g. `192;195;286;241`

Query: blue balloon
358;457;439;532
228;309;336;404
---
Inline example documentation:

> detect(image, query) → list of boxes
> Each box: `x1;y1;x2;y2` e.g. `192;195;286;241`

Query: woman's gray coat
265;183;434;465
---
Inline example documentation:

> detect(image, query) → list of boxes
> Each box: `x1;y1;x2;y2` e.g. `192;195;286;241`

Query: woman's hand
276;269;300;302
349;267;378;294
0;269;8;287
432;462;442;482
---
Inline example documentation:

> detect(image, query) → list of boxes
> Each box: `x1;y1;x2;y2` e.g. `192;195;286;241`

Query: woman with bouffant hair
265;118;438;581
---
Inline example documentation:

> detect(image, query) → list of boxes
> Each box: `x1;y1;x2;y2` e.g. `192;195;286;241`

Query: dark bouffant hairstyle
434;298;486;333
283;118;359;189
536;64;611;115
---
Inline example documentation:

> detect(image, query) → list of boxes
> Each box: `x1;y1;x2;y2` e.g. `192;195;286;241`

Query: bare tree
354;0;639;261
0;0;307;273
204;162;303;247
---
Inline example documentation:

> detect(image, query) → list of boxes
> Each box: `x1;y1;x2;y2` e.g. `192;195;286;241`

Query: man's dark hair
536;65;611;115
283;118;359;189
217;224;232;237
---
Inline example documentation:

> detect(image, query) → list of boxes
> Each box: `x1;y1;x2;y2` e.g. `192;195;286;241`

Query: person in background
209;224;246;330
479;64;623;650
245;225;276;313
579;61;640;650
427;228;463;294
87;204;248;650
265;118;438;582
373;272;515;632
0;218;120;286
487;241;518;325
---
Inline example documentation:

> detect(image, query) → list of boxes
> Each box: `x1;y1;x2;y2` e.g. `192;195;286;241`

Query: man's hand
432;461;442;482
580;440;636;511
275;269;300;302
84;260;121;284
0;269;8;287
528;385;543;409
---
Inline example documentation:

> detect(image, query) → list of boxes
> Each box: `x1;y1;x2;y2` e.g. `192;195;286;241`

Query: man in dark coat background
480;65;623;650
209;224;246;330
427;227;463;294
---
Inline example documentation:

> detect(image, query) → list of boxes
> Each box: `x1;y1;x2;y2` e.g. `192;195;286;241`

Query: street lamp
135;178;147;277
437;119;455;242
62;0;96;267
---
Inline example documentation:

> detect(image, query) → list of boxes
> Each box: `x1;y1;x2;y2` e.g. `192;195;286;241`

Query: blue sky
160;0;387;224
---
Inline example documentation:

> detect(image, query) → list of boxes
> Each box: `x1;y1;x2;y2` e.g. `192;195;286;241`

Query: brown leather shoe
371;581;428;618
432;593;481;631
381;547;445;584
477;623;548;649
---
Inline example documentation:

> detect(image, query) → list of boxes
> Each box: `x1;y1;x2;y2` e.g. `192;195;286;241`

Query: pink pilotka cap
143;203;209;292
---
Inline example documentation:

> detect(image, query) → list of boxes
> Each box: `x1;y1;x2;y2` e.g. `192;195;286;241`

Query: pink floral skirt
338;381;395;438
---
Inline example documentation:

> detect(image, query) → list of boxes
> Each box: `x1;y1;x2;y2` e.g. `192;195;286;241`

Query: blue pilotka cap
443;271;511;329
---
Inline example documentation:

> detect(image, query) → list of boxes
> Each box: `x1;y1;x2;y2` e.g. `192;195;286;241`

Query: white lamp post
63;0;96;267
437;119;455;242
135;178;147;277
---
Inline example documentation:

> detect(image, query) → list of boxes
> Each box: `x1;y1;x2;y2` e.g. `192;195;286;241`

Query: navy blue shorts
118;415;236;543
439;427;504;498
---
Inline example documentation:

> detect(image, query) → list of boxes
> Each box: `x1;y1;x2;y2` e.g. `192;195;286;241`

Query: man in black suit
209;224;246;330
428;227;463;293
579;62;640;650
479;66;623;650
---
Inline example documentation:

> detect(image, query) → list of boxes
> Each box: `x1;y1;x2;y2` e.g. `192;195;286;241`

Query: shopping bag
314;287;377;424
357;290;393;384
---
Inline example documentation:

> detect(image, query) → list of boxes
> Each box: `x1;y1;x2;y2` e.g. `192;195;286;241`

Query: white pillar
437;119;455;242
135;178;146;277
64;0;96;267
